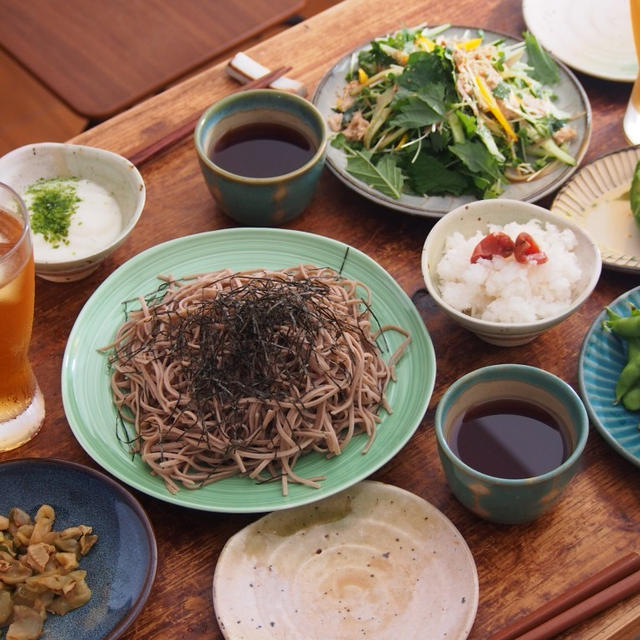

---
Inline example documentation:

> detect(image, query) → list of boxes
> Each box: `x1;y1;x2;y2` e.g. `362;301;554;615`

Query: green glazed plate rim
62;228;436;512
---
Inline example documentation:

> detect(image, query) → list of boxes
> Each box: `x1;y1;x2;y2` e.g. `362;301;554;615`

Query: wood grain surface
1;0;639;638
0;0;304;119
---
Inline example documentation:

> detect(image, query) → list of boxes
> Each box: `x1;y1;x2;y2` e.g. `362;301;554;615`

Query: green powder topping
26;177;81;248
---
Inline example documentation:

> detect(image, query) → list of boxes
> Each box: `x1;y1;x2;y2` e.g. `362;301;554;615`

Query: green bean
622;383;640;412
603;305;640;338
612;335;640;404
603;306;640;415
615;360;640;403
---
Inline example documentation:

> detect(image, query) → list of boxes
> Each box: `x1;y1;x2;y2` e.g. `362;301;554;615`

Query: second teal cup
435;364;589;525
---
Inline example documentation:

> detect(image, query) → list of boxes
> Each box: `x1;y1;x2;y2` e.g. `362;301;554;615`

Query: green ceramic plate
62;229;436;513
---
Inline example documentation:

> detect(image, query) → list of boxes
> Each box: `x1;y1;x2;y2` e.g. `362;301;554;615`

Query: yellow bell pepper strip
457;37;482;51
356;65;404;89
474;75;517;142
394;133;409;150
415;35;435;52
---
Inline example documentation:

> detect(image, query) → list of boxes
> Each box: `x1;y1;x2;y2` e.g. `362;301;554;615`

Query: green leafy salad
329;25;579;200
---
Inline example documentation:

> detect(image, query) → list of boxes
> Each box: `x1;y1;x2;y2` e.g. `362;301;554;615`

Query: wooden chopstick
488;552;640;640
126;65;293;167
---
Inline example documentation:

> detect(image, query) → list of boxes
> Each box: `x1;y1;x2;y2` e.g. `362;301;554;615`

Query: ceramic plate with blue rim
61;228;436;513
579;286;640;467
0;458;157;639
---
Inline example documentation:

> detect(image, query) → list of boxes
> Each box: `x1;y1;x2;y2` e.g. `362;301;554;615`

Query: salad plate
0;458;157;640
213;481;478;639
579;286;640;468
523;0;637;82
61;228;436;513
312;24;591;218
551;145;640;273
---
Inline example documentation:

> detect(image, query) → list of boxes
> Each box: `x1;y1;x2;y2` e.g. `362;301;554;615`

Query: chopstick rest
227;52;307;96
488;552;640;640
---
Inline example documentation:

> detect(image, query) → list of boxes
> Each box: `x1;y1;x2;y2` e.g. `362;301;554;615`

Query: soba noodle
102;265;410;495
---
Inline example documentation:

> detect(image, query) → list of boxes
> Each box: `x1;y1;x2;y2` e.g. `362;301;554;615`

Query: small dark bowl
0;458;157;639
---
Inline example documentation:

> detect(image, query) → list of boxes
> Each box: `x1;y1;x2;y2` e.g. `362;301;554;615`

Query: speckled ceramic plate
312;25;591;218
0;458;157;639
551;145;640;273
213;481;478;640
62;229;436;513
523;0;638;82
579;286;640;467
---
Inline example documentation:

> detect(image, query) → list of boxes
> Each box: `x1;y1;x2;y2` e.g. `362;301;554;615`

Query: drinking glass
624;0;640;143
0;181;44;451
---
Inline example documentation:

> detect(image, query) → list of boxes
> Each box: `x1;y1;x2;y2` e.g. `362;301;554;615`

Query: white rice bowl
436;220;582;323
421;199;601;346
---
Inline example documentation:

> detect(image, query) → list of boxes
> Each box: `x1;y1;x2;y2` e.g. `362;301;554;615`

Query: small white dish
551;145;640;273
421;199;602;346
0;142;145;282
523;0;637;82
213;480;478;640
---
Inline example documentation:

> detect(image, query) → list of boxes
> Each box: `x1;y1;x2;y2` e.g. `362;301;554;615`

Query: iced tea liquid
0;209;36;422
0;182;44;451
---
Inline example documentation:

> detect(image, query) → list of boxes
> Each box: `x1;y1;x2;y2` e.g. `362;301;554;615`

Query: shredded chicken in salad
329;25;582;200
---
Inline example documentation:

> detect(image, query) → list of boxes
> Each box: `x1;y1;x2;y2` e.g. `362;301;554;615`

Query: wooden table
0;0;305;120
3;0;639;638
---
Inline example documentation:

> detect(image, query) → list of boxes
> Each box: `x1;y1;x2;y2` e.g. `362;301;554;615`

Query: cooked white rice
436;219;582;323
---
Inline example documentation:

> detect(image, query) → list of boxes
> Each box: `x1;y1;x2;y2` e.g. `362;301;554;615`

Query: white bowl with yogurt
0;143;145;281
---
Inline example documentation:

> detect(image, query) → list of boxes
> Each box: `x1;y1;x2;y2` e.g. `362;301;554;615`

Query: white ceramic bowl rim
0;142;146;267
434;364;589;485
422;199;602;330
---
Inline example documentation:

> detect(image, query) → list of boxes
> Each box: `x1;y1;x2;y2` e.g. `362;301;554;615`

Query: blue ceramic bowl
0;458;157;639
435;365;588;524
194;89;327;226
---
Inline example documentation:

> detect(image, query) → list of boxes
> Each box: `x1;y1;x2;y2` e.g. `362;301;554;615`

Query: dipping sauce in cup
195;89;327;226
210;122;317;178
435;364;588;524
449;398;569;479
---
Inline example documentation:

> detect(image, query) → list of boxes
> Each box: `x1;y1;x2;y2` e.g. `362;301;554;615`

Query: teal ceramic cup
194;89;327;226
435;364;588;525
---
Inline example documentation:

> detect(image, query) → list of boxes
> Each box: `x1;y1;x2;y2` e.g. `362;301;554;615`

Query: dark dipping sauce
449;399;570;479
210;122;316;178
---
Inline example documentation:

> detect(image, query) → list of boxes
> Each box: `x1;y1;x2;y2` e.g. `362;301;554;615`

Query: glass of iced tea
0;181;44;451
624;0;640;143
